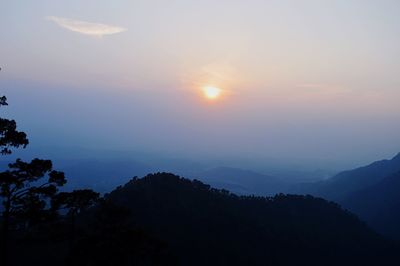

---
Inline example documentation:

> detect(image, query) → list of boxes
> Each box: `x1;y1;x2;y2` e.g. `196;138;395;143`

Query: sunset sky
1;0;400;169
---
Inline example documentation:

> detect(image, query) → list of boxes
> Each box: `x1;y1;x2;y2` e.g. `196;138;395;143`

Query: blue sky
1;0;400;169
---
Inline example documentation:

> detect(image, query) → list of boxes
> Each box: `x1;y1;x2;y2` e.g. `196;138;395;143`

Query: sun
203;86;222;100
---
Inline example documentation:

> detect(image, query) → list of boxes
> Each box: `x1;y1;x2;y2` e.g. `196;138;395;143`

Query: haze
1;0;400;172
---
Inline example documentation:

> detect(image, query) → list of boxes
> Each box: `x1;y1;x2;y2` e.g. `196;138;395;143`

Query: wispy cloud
46;16;126;37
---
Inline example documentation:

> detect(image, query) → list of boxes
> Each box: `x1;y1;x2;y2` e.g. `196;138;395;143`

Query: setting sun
203;86;222;100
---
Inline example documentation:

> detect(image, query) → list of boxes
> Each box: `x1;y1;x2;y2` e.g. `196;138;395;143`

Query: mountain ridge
298;152;400;201
343;170;400;239
105;172;398;266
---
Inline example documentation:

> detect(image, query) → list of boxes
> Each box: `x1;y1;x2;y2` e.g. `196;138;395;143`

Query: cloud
46;16;126;37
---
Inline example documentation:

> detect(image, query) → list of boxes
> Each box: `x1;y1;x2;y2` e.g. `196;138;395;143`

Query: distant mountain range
187;166;290;196
55;160;291;195
297;153;400;201
7;158;298;196
343;171;400;240
3;149;400;241
3;150;400;264
296;153;400;240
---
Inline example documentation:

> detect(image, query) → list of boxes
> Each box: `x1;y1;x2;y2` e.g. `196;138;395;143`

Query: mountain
291;153;400;240
105;173;398;266
189;166;289;196
297;153;400;201
343;171;400;240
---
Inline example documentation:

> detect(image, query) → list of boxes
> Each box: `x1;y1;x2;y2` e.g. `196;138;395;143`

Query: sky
1;0;400;171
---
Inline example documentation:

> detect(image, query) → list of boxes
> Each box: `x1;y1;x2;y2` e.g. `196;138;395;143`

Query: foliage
52;189;100;218
67;200;176;266
0;158;66;227
0;96;29;154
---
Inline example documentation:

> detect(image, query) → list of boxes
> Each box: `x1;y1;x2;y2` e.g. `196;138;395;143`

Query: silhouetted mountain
297;153;400;201
105;173;398;266
191;166;289;196
343;171;400;240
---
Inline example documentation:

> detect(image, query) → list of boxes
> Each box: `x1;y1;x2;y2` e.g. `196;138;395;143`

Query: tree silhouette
0;159;66;265
67;199;177;266
0;94;29;265
52;189;100;251
0;96;29;154
0;90;66;266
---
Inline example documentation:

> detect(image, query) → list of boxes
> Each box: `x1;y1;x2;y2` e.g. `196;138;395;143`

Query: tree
66;199;177;266
0;96;29;154
0;69;28;153
52;189;100;222
0;159;66;264
0;90;65;266
0;94;29;265
52;189;100;250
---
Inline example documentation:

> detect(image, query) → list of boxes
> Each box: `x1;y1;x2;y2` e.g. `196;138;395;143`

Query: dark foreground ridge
104;173;399;266
3;172;400;266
